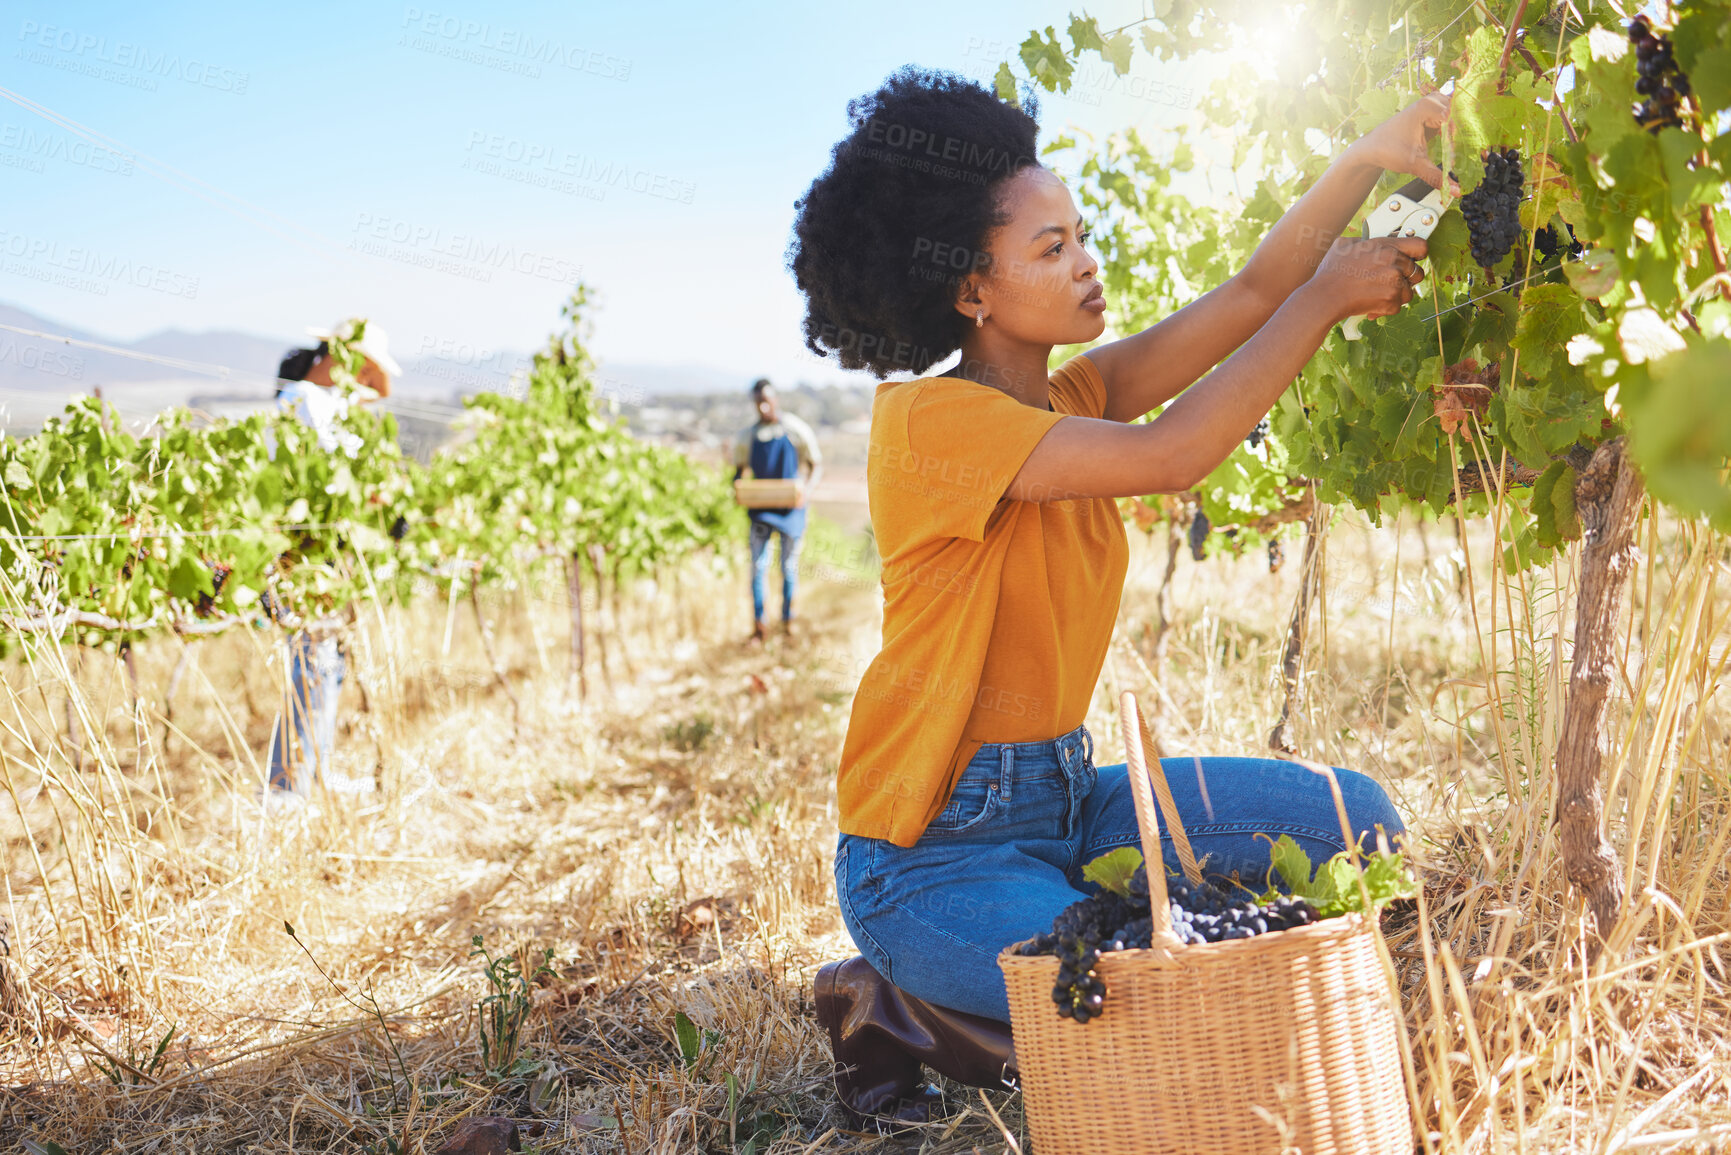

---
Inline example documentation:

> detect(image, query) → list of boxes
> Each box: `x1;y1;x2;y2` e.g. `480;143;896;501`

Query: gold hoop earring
975;311;984;328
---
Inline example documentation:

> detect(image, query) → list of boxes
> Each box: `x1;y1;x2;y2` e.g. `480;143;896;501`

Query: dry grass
0;508;1728;1153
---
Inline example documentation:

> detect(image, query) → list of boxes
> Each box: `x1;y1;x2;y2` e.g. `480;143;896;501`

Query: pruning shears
1341;176;1446;341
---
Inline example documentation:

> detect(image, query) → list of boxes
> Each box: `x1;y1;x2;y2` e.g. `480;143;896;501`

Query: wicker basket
733;478;802;509
997;692;1413;1155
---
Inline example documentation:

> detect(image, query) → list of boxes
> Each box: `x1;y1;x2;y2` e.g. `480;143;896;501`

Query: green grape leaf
1082;846;1144;897
1066;14;1105;55
1624;339;1731;524
1563;247;1619;299
1551;462;1581;541
1263;835;1416;918
1600;133;1667;218
674;1010;700;1066
1019;27;1074;92
1267;834;1314;894
993;61;1017;103
1532;460;1583;548
1358;851;1420;907
1511;284;1592;378
1425;208;1472;279
1687;47;1731;117
1531;461;1562;546
1658;127;1723;214
1310;857;1362;917
1617;307;1688;365
167;555;213;601
1099;31;1134;75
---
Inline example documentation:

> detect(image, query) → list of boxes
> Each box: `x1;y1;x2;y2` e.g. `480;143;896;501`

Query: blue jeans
267;633;345;793
834;724;1405;1022
749;520;802;623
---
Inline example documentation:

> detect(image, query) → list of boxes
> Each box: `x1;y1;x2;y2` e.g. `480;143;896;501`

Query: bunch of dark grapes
1631;16;1690;132
1533;223;1585;262
1246;418;1270;449
1041;891;1135;1023
389;514;410;541
1267;537;1285;574
1459;148;1525;271
1161;875;1318;945
1017;867;1320;1022
194;561;232;616
1187;510;1211;562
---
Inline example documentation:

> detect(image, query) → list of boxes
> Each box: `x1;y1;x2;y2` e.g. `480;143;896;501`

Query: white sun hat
307;317;403;378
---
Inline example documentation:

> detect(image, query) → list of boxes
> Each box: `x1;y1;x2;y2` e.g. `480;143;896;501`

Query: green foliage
418;287;742;590
673;1008;726;1078
1261;834;1418;918
1082;845;1144;895
1005;0;1729;556
1530;459;1583;548
471;934;555;1080
674;1009;701;1064
1621;321;1731;528
90;1023;176;1088
724;1069;792;1155
663;713;716;753
0;285;741;645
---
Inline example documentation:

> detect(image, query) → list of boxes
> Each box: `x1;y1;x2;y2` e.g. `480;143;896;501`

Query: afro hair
786;67;1041;379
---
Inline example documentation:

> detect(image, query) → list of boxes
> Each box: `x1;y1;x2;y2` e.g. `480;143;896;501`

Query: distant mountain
0;301;858;424
0;302;502;406
0;302;299;394
130;328;297;381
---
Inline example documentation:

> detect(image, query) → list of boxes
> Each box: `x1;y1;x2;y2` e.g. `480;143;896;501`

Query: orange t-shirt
837;354;1130;847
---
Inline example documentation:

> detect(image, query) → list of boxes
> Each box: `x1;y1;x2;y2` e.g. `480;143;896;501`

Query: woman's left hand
1351;90;1456;194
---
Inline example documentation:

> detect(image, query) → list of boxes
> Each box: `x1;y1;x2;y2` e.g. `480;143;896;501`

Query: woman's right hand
1311;236;1428;322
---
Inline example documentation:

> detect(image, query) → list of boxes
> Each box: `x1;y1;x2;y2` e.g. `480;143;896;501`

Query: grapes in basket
1016;838;1415;1023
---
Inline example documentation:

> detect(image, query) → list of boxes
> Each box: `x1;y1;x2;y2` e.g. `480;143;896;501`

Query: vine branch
1497;0;1532;77
1700;202;1731;302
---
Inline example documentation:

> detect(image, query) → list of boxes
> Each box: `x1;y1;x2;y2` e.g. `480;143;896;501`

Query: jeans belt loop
999;743;1013;805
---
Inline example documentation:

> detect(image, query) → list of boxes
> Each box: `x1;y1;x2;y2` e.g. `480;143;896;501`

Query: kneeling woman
792;68;1444;1117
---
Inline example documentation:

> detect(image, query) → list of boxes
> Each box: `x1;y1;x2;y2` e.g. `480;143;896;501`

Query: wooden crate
734;479;802;509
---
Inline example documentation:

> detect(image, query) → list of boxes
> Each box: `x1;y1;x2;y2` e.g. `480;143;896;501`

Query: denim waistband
964;723;1094;788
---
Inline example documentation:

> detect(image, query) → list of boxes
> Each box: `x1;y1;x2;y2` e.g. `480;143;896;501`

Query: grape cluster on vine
194;563;233;618
1016;866;1319;1022
1630;16;1690;132
1459;148;1525;271
1533;224;1585;262
1187;510;1210;561
1246;418;1269;450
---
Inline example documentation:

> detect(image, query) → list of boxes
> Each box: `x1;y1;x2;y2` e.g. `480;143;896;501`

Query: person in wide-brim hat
264;316;401;811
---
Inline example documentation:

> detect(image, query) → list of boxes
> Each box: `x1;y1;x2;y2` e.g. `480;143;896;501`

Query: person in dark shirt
731;379;822;641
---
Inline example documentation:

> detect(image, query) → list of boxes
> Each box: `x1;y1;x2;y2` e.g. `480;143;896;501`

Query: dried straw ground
1;510;1728;1153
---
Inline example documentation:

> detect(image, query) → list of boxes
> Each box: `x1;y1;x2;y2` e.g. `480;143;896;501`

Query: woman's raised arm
1087;91;1453;424
1007;236;1429;502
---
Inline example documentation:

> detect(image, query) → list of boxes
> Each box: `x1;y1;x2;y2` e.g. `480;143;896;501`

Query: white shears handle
1341;177;1445;340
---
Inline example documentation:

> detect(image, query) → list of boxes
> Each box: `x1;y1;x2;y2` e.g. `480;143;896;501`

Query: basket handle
1117;692;1203;885
1129;707;1203;886
1119;692;1185;950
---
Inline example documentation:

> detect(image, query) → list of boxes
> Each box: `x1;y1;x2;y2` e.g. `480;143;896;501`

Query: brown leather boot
814;956;1017;1124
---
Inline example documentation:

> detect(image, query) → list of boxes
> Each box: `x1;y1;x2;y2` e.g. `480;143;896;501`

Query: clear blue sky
2;1;1230;390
